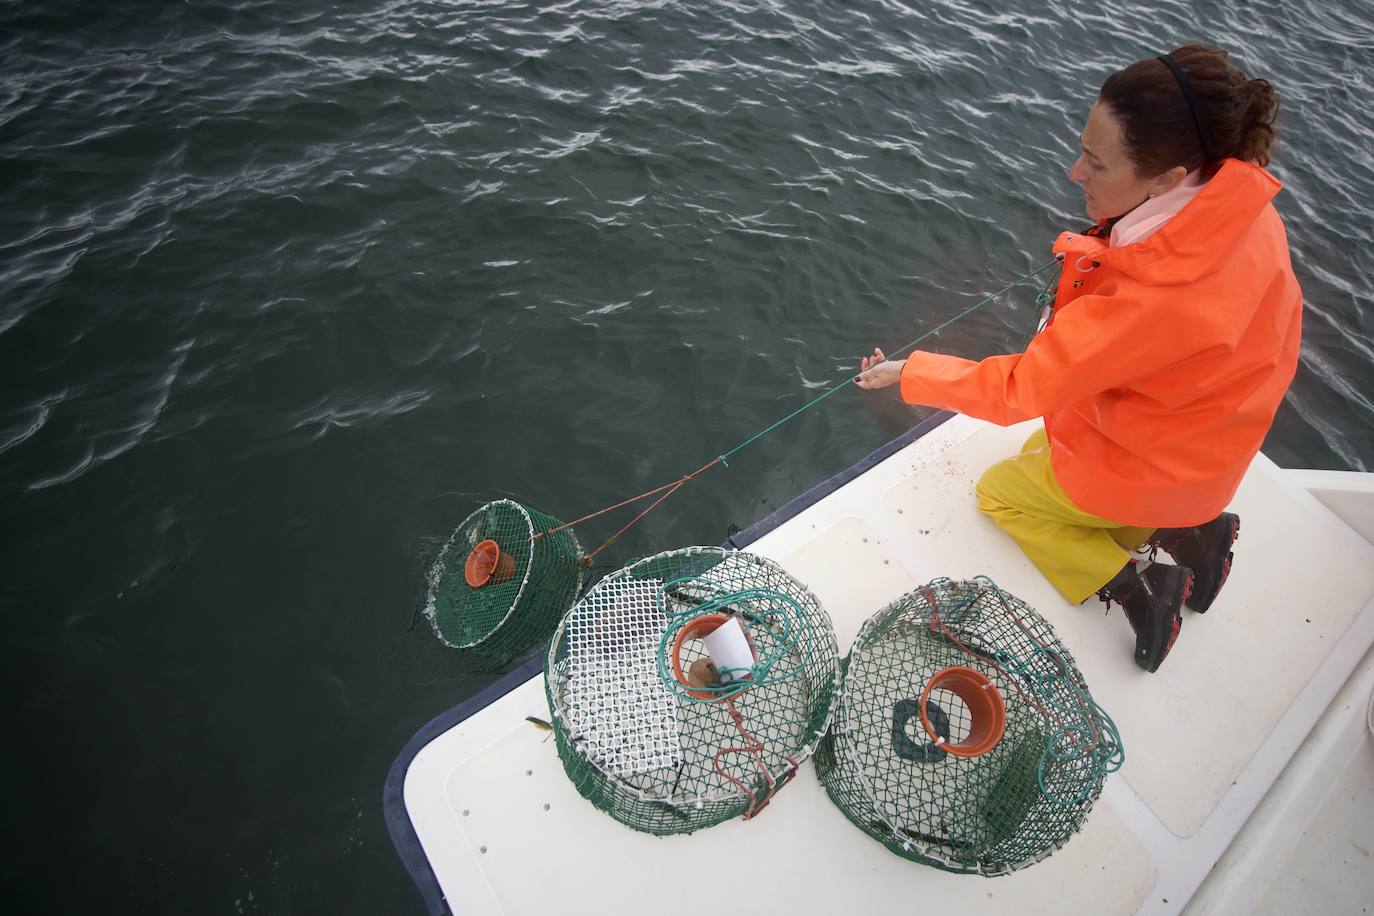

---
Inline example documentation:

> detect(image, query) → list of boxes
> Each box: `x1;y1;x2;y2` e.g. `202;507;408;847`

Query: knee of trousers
975;460;1016;513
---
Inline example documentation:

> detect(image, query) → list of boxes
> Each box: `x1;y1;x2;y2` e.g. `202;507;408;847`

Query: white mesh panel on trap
562;577;682;777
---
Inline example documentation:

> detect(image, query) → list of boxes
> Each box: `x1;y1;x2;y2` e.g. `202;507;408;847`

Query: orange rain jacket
899;159;1303;527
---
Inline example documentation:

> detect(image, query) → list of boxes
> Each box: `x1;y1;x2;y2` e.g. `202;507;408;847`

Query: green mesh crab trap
426;499;583;665
544;546;842;835
815;577;1122;876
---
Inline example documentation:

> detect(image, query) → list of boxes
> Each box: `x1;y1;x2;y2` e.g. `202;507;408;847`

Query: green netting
545;547;841;835
815;577;1122;875
426;499;583;665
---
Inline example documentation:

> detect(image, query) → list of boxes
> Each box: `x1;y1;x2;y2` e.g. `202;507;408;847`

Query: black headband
1157;54;1216;165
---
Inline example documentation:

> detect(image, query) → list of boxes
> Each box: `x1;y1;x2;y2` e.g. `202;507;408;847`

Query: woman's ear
1147;165;1189;198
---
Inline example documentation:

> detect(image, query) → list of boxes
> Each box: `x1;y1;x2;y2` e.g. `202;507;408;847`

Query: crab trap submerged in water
426;499;583;665
544;547;841;835
815;577;1122;876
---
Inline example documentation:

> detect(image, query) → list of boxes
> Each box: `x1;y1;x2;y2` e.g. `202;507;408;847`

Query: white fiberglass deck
401;416;1374;916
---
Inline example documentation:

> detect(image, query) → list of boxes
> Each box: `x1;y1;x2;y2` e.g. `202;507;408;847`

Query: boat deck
392;416;1374;915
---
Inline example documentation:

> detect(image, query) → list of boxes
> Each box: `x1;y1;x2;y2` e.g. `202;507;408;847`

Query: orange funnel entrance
919;665;1007;758
464;539;516;588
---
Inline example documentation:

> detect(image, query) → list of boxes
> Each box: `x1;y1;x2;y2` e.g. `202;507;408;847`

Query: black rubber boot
1150;512;1239;613
1098;561;1192;673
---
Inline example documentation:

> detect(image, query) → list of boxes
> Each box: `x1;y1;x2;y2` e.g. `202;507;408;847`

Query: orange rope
532;480;685;537
534;457;722;560
714;698;781;820
584;478;686;561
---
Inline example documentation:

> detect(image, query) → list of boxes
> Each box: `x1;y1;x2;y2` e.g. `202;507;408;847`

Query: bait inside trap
670;613;759;701
815;577;1122;876
545;547;842;835
426;499;583;664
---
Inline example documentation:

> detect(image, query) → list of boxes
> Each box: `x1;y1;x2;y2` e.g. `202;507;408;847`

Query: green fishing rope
718;259;1060;465
968;576;1124;805
654;576;811;703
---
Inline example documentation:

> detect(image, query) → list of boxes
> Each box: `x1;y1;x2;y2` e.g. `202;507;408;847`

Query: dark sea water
4;0;1372;912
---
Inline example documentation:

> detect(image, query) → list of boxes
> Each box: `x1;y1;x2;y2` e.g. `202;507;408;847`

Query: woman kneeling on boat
856;44;1302;673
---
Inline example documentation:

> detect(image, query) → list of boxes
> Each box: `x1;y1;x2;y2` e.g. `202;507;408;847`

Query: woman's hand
855;347;902;390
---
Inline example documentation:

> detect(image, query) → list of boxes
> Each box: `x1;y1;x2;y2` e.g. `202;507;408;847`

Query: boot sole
1186;515;1240;614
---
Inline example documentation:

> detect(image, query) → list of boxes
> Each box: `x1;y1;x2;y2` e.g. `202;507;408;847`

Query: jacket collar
1109;169;1205;248
1095;159;1283;283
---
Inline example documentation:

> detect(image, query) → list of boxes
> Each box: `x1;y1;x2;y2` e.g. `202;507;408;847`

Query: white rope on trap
562;577;682;777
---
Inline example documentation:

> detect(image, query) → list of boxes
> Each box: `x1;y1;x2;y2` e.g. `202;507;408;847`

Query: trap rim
820;579;1117;875
546;545;844;806
444;499;537;649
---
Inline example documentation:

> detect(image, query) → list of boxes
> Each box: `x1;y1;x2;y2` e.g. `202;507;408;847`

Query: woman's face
1068;102;1161;222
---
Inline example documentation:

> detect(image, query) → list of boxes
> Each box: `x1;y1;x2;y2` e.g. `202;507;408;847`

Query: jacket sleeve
899;285;1226;425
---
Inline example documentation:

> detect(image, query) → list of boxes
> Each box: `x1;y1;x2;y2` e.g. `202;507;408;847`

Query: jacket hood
1090;159;1283;285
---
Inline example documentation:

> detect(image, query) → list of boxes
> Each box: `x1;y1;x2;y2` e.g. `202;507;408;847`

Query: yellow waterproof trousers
976;429;1154;604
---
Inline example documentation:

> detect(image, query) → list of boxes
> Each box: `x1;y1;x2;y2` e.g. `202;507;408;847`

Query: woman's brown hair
1099;43;1279;176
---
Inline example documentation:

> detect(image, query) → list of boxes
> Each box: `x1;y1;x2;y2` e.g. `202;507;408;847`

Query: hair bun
1238;77;1279;166
1099;44;1281;174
